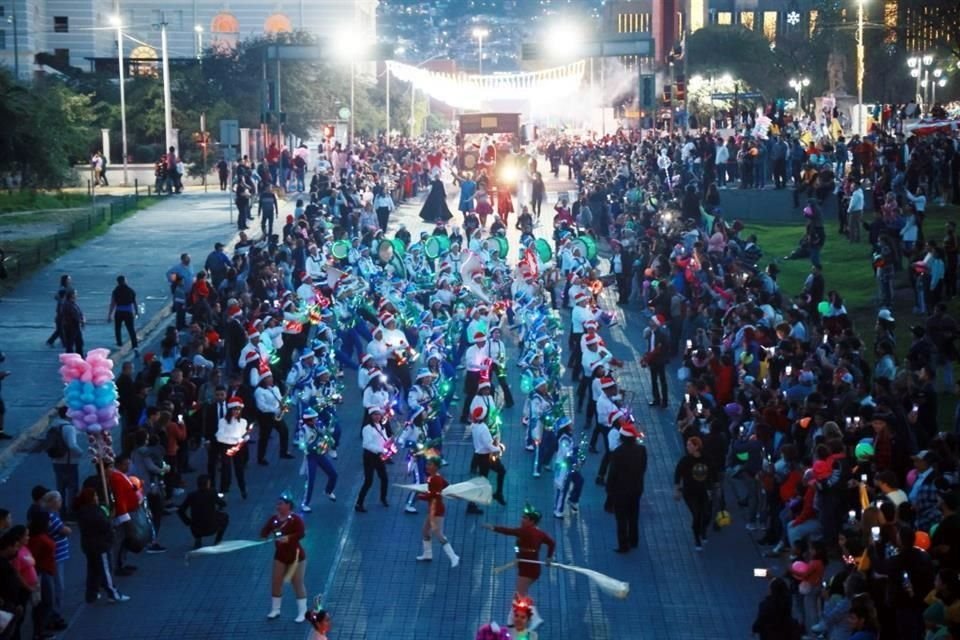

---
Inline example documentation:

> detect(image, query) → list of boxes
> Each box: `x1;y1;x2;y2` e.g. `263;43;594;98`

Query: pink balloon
907;468;918;489
80;372;93;383
791;561;809;575
59;354;83;365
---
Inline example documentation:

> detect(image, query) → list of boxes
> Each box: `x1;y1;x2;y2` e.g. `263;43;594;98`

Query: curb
0;225;243;474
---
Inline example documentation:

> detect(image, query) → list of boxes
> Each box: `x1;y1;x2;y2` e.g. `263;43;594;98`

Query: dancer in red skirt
483;504;555;630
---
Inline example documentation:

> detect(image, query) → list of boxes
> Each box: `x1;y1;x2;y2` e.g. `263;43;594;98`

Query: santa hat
574;292;589;304
244;350;260;363
247;327;261;339
473;331;487;342
471;405;488;422
600;377;617;389
379;312;395;324
258;362;272;376
478;380;492;390
619;422;639;438
651;314;666;327
360;354;373;365
607;409;625;426
583;320;599;331
228;305;243;319
227;397;244;409
585;335;600;346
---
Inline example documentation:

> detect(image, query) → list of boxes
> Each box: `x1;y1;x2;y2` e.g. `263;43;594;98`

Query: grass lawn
0;196;158;291
0;191;94;214
745;203;960;428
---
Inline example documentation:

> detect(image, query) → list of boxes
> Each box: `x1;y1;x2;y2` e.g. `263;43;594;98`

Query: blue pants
534;429;558;474
406;454;426;507
339;327;365;362
427;417;443;446
303;453;337;504
555;471;584;513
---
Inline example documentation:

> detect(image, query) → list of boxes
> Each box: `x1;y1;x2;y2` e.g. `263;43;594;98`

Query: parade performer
296;408;337;511
285;351;317;419
553;417;585;519
414;451;460;568
511;595;539;640
419;172;454;223
402;406;429;514
355;408;390;513
488;326;514;408
254;372;294;464
468;404;506;513
460;331;491;423
527;377;558;478
260;494;308;622
305;601;332;640
483;504;555;630
215;397;250;499
313;367;343;458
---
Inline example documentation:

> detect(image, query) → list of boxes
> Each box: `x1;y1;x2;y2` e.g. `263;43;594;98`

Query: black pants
261;213;275;239
219;443;248;494
237;202;250;230
192;512;229;545
684;492;711;545
257;413;289;461
377;206;390;232
531;196;542;218
84;550;121;602
219;173;228;190
114;311;137;348
773;159;786;189
386;359;411;400
567;332;583;381
576;376;592;411
357;450;388;507
460;371;481;422
596;427;613;480
613;494;640;549
63;328;84;355
207;441;222;482
474;452;506;497
491;364;514;406
649;362;668;404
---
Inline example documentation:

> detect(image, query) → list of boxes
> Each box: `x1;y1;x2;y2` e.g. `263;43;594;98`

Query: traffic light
662;84;673;105
675;75;686;103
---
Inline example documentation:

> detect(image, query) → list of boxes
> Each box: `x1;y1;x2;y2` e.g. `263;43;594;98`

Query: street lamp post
856;0;866;134
159;13;174;156
908;55;935;114
789;77;811;116
350;61;356;145
8;2;19;79
110;15;130;186
194;25;203;61
472;27;489;75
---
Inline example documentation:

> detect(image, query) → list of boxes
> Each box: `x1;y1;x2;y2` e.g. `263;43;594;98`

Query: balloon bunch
58;348;118;464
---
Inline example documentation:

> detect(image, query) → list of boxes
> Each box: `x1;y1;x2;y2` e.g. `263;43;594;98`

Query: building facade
0;0;377;79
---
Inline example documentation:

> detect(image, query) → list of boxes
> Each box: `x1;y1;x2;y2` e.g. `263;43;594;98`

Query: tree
686;26;782;99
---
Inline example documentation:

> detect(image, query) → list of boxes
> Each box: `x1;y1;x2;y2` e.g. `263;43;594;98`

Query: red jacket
109;469;141;517
27;534;56;576
791;485;817;526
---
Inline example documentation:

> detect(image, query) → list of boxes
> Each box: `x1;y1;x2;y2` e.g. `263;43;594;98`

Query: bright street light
720;73;733;84
333;26;373;145
923;54;934;66
194;24;203;60
690;74;704;85
545;21;582;59
472;27;489;74
110;13;129;185
789;77;810;116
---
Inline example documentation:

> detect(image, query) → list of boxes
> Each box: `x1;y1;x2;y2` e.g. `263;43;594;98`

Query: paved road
0;173;769;640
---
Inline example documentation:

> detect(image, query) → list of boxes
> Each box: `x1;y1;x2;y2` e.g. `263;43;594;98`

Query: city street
0;175;769;639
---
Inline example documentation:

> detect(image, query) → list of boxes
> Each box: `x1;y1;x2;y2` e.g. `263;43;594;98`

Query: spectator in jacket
882;527;935;640
909;450;942;532
48;406;83;520
605;424;648;553
40;492;70;628
74;488;127;603
177;475;229;549
751;577;799;640
108;456;143;575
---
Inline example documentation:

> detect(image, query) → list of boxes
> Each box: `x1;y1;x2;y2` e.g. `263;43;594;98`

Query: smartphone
684;393;690;404
912;404;919;413
845;417;852;427
749;400;755;410
860;474;868;483
753;568;769;578
686;339;693;350
854;416;861;425
871;526;880;542
876;500;883;509
822;334;828;344
848;509;856;521
178;414;184;423
785;365;793;376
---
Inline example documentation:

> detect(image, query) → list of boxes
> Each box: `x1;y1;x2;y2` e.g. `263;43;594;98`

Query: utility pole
10;0;19;79
114;16;129;185
160;13;174;156
385;65;391;141
410;82;416;137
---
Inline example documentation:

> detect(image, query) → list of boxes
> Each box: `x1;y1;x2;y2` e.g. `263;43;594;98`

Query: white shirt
254;385;283;416
216;417;248;445
361;423;388;455
407;384;432;411
358;367;376;391
381;327;409;355
581;345;613;376
596;392;620;427
471;420;499;454
363;387;390;411
305;253;326;281
464;343;490;373
571;304;599;333
848;188;864;213
366;338;390;369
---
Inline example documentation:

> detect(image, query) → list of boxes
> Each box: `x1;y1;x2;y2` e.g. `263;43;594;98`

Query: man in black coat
177;474;229;549
606;425;648;553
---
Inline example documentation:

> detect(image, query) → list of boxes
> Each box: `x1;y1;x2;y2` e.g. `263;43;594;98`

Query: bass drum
424;234;451;259
331;240;350;260
534;238;553;263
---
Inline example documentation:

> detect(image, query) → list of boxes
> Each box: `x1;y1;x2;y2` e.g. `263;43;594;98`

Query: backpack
45;423;68;459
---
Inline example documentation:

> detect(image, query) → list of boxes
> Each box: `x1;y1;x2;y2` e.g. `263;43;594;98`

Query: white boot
442;542;460;568
267;596;282;619
416;539;433;561
530;606;544;631
294;598;307;623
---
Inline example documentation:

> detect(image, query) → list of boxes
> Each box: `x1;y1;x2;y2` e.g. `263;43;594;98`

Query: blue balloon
66;398;84;410
82;382;95;394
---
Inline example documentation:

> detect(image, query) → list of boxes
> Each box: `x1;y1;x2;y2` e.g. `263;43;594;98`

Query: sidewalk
0;177;770;639
0;191;239;469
